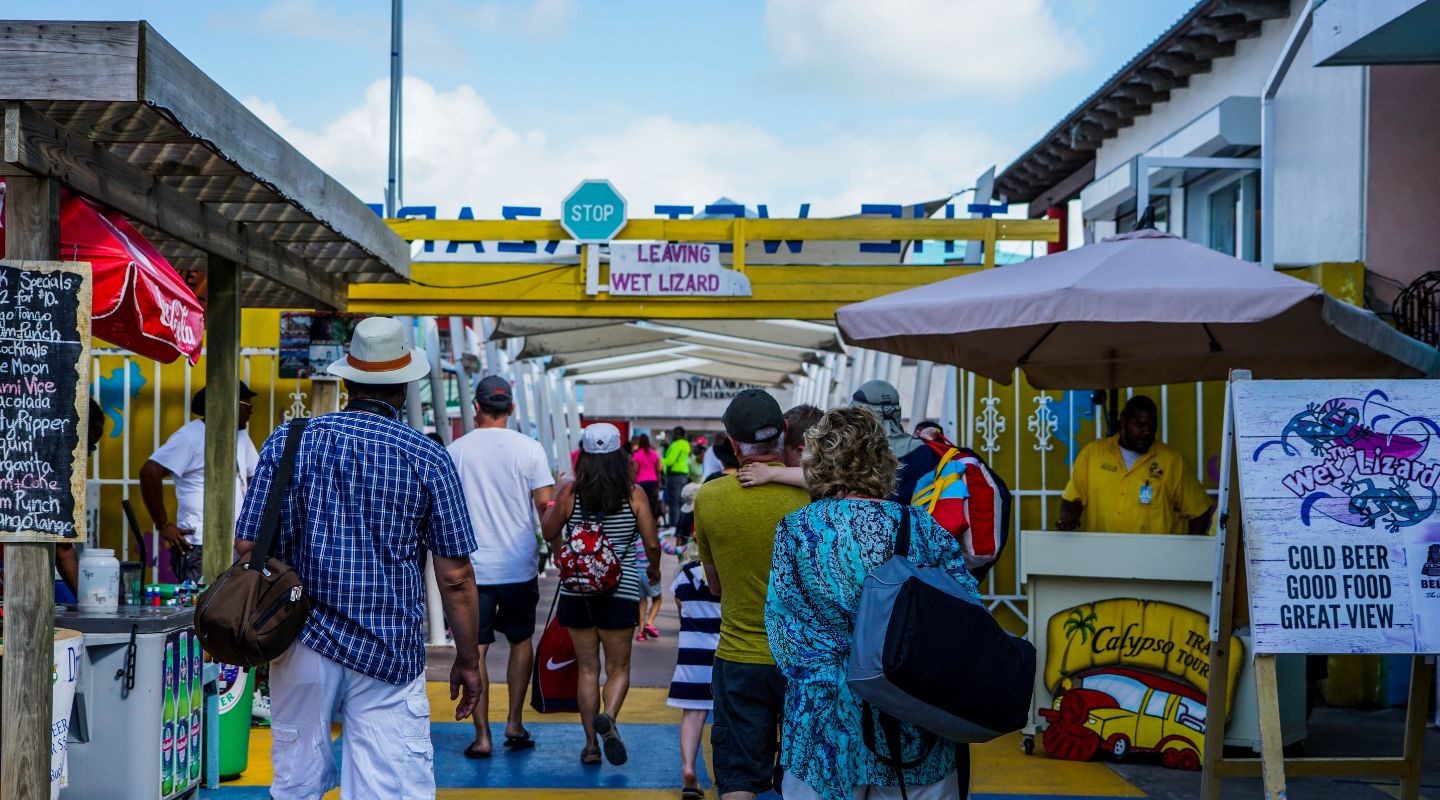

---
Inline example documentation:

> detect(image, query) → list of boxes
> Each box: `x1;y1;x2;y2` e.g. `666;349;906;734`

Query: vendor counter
1019;530;1305;768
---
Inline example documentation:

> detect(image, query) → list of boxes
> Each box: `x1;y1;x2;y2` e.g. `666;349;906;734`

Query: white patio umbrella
836;230;1439;389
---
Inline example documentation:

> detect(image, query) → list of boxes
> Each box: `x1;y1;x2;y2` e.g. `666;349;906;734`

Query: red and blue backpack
909;434;1012;581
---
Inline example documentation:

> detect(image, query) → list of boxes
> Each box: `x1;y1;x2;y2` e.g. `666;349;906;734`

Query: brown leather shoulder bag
194;418;311;666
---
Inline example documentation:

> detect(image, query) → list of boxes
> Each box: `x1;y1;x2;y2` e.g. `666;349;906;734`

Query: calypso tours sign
608;243;752;297
1045;598;1241;702
1038;598;1243;770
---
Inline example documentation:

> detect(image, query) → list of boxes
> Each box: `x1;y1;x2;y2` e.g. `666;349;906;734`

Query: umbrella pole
1106;350;1119;436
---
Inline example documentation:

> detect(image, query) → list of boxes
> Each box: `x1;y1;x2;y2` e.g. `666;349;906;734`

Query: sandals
462;742;492;760
580;746;603;766
681;787;705;799
592;712;628;765
503;732;535;751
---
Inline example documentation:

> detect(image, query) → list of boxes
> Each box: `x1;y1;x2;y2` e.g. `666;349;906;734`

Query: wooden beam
138;24;410;277
0;175;60;800
202;254;241;584
1192;16;1263;42
1114;83;1169;104
1135;67;1184;90
1083;108;1125;130
1400;655;1435;798
1215;0;1290;22
1152;52;1208;77
1027;160;1097;218
4;102;347;309
1173;34;1236;60
0;21;140;102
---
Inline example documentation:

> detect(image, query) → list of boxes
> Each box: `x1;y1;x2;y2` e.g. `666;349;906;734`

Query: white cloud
763;0;1086;100
246;76;1006;223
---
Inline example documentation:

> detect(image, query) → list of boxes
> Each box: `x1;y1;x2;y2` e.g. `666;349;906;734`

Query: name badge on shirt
1139;483;1153;505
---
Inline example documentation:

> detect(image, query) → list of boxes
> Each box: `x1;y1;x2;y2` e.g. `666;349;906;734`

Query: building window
1186;171;1259;261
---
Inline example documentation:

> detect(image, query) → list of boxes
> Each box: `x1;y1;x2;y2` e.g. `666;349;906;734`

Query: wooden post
1202;371;1246;800
202;254;240;584
1399;656;1435;799
1254;655;1289;799
1;175;60;800
311;381;341;416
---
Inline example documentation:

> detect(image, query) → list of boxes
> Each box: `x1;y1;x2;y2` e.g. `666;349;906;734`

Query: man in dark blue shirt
237;316;481;799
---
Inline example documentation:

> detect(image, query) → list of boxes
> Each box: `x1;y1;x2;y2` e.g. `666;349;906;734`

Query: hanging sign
1234;379;1440;654
608;243;752;297
0;261;92;542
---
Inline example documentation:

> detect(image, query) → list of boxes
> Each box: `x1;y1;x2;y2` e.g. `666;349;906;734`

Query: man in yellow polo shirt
1058;395;1212;535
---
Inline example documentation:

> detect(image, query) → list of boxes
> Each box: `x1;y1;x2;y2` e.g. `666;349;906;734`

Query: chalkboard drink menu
0;261;92;542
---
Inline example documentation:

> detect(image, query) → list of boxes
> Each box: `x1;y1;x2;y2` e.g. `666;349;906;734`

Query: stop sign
561;179;628;243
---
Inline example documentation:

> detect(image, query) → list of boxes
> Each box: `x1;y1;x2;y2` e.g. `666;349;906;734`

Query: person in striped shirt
668;542;720;800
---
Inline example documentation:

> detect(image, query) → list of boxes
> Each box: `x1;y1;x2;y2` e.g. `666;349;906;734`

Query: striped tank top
560;495;643;602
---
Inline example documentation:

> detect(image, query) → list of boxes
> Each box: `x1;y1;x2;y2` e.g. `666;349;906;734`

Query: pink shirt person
633;446;661;483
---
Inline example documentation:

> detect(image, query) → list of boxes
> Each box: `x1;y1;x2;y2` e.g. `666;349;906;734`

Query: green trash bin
217;665;256;778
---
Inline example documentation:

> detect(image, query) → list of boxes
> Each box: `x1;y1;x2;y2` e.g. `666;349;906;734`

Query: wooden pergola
0;21;409;798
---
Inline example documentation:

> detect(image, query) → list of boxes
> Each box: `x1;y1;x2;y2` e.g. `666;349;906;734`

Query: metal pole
400;317;425;429
564;376;582;456
423;318;451;445
829;350;849;409
912;360;934;424
386;0;403;217
448;317;475;435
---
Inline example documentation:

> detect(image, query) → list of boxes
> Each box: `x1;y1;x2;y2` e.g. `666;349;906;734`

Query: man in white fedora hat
236;316;482;799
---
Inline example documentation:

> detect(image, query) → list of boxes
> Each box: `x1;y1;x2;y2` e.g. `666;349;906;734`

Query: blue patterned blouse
765;498;979;800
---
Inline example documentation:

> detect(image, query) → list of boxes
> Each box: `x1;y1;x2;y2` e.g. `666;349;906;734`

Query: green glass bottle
189;635;202;782
161;642;175;796
175;632;191;788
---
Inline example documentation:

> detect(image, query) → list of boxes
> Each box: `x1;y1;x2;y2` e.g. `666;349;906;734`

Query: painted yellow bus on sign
1039;599;1243;770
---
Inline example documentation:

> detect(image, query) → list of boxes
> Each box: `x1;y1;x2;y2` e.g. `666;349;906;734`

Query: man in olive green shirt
695;390;808;799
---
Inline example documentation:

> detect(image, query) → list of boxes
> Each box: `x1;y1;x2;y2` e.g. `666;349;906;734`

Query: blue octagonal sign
561;179;628;243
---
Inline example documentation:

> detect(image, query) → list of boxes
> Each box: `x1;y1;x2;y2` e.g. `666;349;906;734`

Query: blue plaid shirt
236;408;476;685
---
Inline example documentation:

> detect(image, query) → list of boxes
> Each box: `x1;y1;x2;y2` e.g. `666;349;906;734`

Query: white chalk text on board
0;261;93;542
1234;380;1440;653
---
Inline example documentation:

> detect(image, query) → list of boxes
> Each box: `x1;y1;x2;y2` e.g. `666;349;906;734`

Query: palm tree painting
1063;608;1098;644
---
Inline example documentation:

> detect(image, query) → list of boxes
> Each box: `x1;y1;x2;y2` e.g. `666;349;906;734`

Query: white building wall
1085;0;1368;266
1270;27;1368;265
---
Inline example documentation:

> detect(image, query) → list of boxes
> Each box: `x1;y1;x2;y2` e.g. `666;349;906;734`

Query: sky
19;1;1198;219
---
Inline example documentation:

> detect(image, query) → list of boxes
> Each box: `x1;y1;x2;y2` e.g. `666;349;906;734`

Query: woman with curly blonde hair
765;408;978;800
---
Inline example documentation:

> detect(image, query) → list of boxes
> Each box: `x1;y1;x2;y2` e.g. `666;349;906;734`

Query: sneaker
643;624;661;639
252;690;272;722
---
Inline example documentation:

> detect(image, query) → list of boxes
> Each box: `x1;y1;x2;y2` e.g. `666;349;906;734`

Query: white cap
327;317;431;385
582;423;622;454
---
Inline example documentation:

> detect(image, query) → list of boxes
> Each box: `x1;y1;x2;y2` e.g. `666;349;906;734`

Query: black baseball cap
722;389;785;444
476;375;513;407
192;382;258;416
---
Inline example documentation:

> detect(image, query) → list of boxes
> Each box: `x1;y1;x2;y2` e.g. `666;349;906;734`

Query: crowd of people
190;315;1215;799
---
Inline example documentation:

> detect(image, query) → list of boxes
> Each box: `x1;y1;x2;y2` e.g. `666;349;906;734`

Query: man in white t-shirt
447;375;556;758
139;383;261;582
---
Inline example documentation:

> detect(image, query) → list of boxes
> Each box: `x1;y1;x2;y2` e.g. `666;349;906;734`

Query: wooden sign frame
1201;370;1435;799
0;259;92;543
